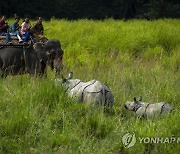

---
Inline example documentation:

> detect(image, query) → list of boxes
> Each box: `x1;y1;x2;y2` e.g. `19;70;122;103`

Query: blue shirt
9;23;19;33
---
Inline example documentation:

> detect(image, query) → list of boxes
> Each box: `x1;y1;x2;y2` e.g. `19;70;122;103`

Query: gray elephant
0;39;63;77
55;72;114;107
124;96;173;119
44;40;63;75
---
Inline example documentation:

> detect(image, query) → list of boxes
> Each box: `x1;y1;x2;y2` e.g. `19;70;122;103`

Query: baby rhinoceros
124;96;173;119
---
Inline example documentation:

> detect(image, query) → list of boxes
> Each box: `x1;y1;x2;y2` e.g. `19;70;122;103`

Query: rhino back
83;80;103;93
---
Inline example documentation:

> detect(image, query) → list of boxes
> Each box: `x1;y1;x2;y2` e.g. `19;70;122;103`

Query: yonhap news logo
122;132;136;148
122;132;180;148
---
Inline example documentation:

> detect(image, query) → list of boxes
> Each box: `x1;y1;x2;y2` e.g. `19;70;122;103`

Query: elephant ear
33;42;44;51
33;42;45;61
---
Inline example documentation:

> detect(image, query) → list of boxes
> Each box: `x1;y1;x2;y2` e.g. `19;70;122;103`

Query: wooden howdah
0;35;48;48
0;36;30;48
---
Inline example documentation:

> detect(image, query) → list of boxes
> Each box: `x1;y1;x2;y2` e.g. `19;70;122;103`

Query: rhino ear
138;96;142;101
68;72;73;79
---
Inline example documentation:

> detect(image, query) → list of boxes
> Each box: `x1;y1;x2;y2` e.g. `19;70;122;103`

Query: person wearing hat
9;17;23;43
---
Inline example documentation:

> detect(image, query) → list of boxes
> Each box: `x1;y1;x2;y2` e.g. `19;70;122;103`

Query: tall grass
0;19;179;153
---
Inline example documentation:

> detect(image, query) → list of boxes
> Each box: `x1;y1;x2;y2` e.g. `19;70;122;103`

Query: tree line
0;0;179;20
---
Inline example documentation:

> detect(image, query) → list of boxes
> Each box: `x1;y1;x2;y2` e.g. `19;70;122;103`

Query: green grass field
0;19;180;154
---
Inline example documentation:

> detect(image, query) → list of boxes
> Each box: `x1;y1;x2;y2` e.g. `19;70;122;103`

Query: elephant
43;39;64;75
0;39;64;77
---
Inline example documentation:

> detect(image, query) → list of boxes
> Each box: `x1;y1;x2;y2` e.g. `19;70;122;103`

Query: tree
0;0;179;19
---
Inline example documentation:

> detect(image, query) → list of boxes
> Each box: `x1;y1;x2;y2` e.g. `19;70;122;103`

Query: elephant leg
0;61;7;78
1;73;7;78
0;69;7;78
40;61;47;76
32;61;47;77
55;69;60;77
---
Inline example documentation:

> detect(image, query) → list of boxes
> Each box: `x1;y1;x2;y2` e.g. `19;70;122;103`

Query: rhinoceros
124;96;173;119
55;72;114;107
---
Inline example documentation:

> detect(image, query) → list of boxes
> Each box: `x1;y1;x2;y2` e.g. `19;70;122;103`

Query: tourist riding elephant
0;39;63;77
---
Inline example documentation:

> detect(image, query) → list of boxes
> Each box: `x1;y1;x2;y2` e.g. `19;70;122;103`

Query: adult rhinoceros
0;39;63;77
55;72;114;107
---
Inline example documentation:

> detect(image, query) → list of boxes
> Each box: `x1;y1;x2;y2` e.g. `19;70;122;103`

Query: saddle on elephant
0;35;30;47
0;34;48;47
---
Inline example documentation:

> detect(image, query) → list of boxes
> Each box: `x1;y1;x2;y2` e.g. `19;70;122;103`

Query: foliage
0;0;179;19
